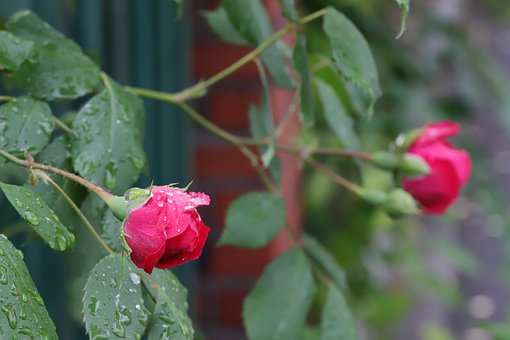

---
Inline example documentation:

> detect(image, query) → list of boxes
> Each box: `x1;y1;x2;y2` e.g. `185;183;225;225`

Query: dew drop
129;272;140;285
2;305;17;329
0;266;8;284
23;211;39;226
14;198;23;208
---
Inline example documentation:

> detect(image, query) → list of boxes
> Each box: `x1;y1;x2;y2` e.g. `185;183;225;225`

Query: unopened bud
360;188;387;205
370;151;399;171
382;189;419;217
400;154;430;177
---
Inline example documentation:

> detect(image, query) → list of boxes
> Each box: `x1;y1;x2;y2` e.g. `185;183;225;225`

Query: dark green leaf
26;136;84;228
219;192;285;248
71;75;146;194
302;234;347;292
6;10;100;100
315;78;359;149
203;8;248;45
293;35;314;127
83;254;150;339
323;7;381;115
278;0;300;22
0;234;57;339
0;183;75;251
243;248;316;339
321;284;358;340
101;210;124;253
222;0;294;88
144;269;194;340
394;0;409;38
0;96;54;156
0;31;33;72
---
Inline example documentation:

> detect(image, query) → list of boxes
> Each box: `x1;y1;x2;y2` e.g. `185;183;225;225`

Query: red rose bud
401;121;471;215
124;185;210;274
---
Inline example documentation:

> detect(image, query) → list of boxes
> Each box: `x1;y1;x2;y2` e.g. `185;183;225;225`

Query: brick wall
191;1;302;338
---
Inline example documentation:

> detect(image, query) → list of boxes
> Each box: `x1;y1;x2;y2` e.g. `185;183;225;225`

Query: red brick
193;42;259;81
211;246;271;277
194;143;258;179
217;291;246;326
208;89;261;131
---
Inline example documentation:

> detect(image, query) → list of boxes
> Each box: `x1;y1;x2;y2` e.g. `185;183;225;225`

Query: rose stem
37;171;114;254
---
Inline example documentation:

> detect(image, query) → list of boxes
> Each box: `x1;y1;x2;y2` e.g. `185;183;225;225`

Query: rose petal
412;121;460;146
402;159;460;214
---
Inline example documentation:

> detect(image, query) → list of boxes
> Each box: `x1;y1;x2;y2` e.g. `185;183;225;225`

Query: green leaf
6;10;100;100
71;75;146;193
144;269;194;340
243;248;316;340
83;254;150;339
219;192;285;248
0;234;58;339
301;234;347;292
222;0;294;88
321;284;358;340
293;35;314;127
323;7;381;115
203;8;248;45
26;135;85;228
0;31;33;72
0;183;75;251
394;0;409;39
315;78;359;149
0;96;54;156
101;210;124;253
248;92;281;184
278;0;300;22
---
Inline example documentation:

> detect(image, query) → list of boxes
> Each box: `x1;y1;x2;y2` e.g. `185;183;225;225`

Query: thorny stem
0;149;114;202
0;95;14;101
37;171;114;254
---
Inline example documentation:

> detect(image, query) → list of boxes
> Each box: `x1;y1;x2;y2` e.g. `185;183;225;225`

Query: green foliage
278;0;300;22
0;31;33;72
5;11;100;100
144;269;194;340
71;75;146;193
321;284;358;340
323;7;381;115
221;0;294;88
315;78;360;149
83;254;150;339
202;8;248;46
26;136;84;228
0;183;75;251
293;35;314;127
394;0;409;38
0;234;57;339
243;248;316;340
302;234;348;291
0;96;54;156
219;192;285;248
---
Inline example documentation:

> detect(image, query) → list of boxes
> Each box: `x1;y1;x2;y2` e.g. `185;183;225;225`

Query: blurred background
1;0;510;339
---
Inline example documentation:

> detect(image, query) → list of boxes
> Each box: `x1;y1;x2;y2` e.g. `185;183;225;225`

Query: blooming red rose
124;186;210;274
402;121;471;215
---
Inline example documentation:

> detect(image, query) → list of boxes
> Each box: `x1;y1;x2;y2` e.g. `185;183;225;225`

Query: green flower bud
382;188;419;217
360;188;387;205
104;194;128;220
370;151;400;171
400;154;430;176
